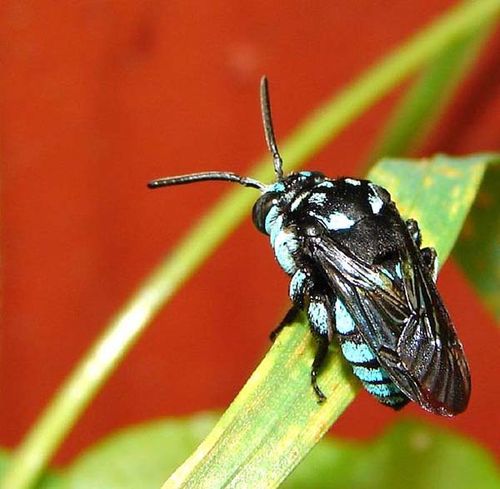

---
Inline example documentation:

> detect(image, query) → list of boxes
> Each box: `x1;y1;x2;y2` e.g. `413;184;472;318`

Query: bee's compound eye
252;192;279;234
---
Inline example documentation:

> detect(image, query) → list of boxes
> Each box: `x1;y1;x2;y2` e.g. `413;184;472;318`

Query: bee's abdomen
334;298;409;409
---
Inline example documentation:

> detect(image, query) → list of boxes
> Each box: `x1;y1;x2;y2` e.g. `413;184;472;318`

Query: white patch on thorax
317;181;334;189
345;178;361;186
368;184;384;214
290;191;311;211
308;192;327;205
311;210;355;230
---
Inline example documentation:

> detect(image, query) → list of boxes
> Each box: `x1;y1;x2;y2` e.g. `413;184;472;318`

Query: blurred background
0;0;498;465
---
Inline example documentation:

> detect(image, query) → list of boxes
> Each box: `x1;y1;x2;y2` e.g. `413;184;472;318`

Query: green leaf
454;162;500;320
284;420;500;489
161;153;495;488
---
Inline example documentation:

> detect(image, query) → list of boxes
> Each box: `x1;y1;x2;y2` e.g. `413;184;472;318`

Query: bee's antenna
148;78;284;192
260;76;284;179
147;171;265;191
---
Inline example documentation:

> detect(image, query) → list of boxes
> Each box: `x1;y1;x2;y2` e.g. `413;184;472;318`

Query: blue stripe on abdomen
340;336;406;405
364;382;400;398
334;309;407;407
334;299;355;334
340;340;376;364
352;365;389;383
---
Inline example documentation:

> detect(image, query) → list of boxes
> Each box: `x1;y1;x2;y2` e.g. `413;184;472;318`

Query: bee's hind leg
307;290;335;404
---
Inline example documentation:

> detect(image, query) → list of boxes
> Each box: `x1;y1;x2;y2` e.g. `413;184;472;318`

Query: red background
1;1;499;464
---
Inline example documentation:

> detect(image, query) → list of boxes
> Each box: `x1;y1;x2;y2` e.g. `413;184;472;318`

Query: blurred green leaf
454;163;500;320
39;415;499;489
284;420;500;489
158;154;496;489
62;414;217;489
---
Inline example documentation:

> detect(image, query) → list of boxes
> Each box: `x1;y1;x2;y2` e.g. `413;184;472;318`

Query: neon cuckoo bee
148;77;471;416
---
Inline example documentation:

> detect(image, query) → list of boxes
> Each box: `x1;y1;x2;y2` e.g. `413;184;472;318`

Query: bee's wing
310;235;471;416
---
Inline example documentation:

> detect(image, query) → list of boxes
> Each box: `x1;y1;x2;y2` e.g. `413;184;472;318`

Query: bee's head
252;171;325;234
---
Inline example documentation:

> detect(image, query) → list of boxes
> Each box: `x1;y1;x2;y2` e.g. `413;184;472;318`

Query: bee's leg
421;247;438;282
269;304;301;342
406;219;438;281
270;268;313;341
311;334;330;403
406;219;422;247
307;290;335;403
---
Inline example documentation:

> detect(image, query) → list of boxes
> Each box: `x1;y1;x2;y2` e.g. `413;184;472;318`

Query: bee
149;78;470;415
